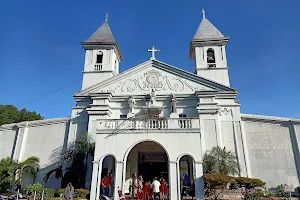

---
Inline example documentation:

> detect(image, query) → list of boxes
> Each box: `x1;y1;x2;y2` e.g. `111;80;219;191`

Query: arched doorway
179;155;195;199
124;141;169;196
100;155;116;198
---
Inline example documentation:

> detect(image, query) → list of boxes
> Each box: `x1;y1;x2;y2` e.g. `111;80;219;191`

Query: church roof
85;21;116;43
192;15;224;40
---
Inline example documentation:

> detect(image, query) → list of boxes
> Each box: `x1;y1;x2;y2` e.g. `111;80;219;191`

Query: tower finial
202;9;206;18
105;13;108;22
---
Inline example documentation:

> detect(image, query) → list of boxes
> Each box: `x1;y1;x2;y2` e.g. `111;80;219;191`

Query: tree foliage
11;156;40;190
0;104;43;125
203;146;240;175
0;157;16;193
204;173;234;199
204;174;265;199
45;131;95;188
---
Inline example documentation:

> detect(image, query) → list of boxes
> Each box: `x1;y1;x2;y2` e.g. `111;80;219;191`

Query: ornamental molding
87;110;111;116
99;69;208;94
198;109;219;114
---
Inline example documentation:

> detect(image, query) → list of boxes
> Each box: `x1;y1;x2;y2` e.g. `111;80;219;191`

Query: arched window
96;51;103;64
207;48;215;63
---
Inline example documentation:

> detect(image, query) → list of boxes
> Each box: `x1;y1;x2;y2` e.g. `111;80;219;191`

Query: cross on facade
148;46;160;60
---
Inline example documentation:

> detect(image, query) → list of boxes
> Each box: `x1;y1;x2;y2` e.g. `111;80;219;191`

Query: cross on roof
148;46;160;60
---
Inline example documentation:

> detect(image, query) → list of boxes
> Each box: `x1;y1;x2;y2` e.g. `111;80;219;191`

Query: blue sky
1;0;300;119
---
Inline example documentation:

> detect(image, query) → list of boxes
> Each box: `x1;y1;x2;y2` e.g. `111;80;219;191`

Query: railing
97;118;199;130
95;64;103;71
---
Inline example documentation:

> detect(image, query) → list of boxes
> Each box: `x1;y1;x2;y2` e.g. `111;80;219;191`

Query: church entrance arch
123;141;169;197
178;155;195;199
100;155;116;198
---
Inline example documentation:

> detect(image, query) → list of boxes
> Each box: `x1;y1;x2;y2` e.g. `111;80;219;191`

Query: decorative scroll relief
219;108;232;116
100;69;209;93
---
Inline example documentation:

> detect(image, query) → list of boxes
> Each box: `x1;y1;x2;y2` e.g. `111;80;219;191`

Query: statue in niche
170;93;178;113
207;48;216;63
128;95;136;114
149;88;156;106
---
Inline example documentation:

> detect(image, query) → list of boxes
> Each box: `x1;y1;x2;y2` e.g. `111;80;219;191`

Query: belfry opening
124;141;169;195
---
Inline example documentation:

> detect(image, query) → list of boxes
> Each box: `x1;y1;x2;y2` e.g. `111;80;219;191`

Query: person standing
101;176;109;197
160;178;166;200
64;183;74;200
152;177;161;200
107;173;113;197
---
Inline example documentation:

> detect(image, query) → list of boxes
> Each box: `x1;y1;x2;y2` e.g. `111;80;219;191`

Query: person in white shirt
152;177;161;200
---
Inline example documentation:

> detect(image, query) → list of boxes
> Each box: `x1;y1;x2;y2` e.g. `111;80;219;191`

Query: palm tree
45;131;95;188
12;156;40;190
43;165;63;183
203;146;240;175
203;153;217;174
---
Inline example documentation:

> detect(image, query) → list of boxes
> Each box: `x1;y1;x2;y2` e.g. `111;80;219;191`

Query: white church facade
1;11;300;200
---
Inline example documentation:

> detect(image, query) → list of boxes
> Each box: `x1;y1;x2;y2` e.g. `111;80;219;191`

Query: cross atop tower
202;9;206;18
105;13;108;22
147;46;160;60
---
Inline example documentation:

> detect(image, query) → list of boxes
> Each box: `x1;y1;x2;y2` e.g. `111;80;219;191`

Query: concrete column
169;161;178;200
90;161;100;200
114;161;124;200
194;161;204;200
95;160;103;200
176;160;181;200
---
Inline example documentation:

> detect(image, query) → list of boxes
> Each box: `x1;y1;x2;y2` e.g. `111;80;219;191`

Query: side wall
0;118;71;190
242;114;300;188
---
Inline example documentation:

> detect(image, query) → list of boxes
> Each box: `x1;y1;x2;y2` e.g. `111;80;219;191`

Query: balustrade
95;64;103;71
98;118;198;130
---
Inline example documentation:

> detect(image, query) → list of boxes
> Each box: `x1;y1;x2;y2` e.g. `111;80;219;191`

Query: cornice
241;113;300;124
0;117;70;130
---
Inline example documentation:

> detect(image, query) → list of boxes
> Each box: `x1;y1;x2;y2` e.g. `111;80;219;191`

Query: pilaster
18;122;29;162
114;161;124;200
240;120;252;177
169;161;178;200
90;161;100;200
289;121;300;183
95;159;103;200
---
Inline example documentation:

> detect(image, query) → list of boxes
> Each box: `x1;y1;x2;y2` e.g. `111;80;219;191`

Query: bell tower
189;9;230;86
81;14;122;90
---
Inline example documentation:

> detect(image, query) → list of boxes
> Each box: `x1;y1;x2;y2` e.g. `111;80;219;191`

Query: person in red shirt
160;178;166;200
101;176;110;197
143;181;151;200
107;173;113;197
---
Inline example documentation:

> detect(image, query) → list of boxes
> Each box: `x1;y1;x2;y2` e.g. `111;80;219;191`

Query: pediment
74;60;236;97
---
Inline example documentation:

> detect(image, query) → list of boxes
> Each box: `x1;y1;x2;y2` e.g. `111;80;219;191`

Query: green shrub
24;183;44;195
75;189;89;198
44;188;55;199
57;188;65;194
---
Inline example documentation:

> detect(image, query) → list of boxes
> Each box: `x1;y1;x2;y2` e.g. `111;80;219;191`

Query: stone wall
241;114;300;188
0;117;70;190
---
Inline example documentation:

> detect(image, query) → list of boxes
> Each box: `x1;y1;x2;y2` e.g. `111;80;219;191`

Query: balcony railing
97;118;199;130
95;64;103;71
